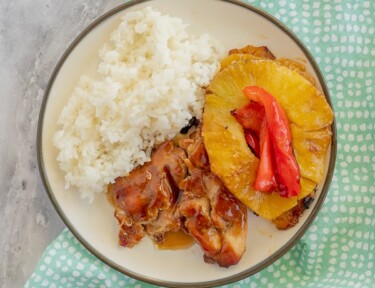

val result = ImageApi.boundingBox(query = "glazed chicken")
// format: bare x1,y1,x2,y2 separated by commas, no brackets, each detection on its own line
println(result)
108,141,186,247
178,170,247,266
177,129,247,266
108,125,247,267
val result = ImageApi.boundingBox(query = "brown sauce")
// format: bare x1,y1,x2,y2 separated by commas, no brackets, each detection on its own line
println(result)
154,230,195,250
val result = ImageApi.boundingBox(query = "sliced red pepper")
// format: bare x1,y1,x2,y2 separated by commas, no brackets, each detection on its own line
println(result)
231,102,265,134
243,86,301,198
244,129,260,158
254,119,277,192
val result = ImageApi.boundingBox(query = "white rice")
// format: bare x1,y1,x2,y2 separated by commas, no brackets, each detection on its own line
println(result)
53,7,223,201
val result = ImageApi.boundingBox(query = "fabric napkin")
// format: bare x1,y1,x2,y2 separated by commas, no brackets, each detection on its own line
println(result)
25,0,374,287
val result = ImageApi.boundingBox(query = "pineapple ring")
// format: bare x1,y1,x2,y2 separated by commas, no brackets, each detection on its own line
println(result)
202,59,333,219
291,124,332,184
209,59,334,131
221,53,317,85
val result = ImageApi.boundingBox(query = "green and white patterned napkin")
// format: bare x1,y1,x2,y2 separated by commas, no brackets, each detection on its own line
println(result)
26,0,374,287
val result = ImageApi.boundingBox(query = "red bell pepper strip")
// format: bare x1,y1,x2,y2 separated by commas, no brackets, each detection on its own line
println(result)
244,129,261,158
231,101,265,134
243,86,300,198
254,118,277,192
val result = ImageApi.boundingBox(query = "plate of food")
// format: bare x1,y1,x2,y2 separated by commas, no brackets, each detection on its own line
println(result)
37,0,336,286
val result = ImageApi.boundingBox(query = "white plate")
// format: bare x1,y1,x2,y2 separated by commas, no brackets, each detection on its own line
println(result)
37,0,336,286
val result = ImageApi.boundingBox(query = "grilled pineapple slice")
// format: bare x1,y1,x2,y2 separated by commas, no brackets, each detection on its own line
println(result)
203,58,333,219
298,177,317,200
204,93,298,220
209,59,334,131
291,124,332,184
221,54,316,84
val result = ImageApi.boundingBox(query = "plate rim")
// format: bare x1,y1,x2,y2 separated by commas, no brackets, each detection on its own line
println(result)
36,0,337,287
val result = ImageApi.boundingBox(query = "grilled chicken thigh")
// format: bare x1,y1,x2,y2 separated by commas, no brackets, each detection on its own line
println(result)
108,141,187,247
109,125,248,267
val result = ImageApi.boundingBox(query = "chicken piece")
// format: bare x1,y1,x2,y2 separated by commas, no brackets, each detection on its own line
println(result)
178,169,247,267
108,141,187,247
110,128,248,267
178,194,222,258
144,167,182,241
178,126,210,171
178,170,222,258
116,210,144,247
144,207,182,243
203,173,247,266
229,45,276,60
173,132,249,267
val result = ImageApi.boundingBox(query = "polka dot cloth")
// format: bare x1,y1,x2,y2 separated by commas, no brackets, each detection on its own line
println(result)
26,0,374,287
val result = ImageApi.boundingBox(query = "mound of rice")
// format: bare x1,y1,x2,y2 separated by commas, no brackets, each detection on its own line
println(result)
53,7,223,201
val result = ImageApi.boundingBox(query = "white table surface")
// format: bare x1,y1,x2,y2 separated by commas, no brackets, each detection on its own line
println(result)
0,1,124,287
